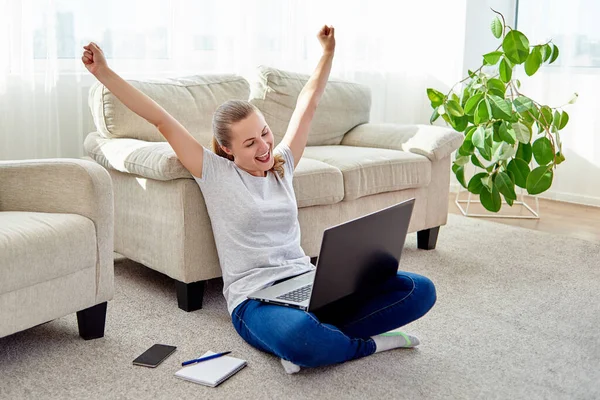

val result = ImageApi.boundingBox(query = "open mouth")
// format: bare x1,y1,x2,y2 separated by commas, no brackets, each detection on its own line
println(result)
255,149,271,163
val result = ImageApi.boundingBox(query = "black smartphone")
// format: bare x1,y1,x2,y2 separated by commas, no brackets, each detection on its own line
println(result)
133,344,177,368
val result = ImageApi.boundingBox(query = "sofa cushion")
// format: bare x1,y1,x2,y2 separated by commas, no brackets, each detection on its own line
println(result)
293,158,344,208
0,212,97,295
249,66,371,146
84,132,191,181
88,74,250,146
302,146,431,201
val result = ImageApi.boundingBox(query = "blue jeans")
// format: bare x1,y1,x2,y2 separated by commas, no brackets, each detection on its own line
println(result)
231,271,436,368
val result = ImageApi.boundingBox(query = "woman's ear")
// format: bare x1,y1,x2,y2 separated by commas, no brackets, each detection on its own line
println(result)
221,145,233,156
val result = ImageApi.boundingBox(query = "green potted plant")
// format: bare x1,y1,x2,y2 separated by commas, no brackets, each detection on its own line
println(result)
427,10,577,212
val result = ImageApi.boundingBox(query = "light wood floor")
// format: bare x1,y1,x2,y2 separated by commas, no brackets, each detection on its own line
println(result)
448,194,600,243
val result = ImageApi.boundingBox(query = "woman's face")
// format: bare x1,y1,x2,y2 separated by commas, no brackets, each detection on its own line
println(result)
223,111,275,177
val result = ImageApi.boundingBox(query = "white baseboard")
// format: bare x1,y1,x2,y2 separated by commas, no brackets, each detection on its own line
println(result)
449,183,600,208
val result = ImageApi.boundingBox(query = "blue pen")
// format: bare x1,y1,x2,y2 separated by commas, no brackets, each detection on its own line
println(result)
181,351,231,366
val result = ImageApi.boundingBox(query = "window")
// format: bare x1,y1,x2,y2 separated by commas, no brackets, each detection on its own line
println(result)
517,0,600,68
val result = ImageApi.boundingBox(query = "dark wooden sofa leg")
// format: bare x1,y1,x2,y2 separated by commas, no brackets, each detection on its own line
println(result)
417,226,440,250
77,302,108,340
175,280,206,312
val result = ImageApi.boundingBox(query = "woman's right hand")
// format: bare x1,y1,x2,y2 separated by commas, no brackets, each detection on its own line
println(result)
82,42,108,75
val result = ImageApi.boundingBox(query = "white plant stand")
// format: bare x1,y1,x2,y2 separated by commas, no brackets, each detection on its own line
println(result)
454,184,540,219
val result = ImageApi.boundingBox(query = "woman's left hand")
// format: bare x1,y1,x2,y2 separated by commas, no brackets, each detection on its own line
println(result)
317,25,335,55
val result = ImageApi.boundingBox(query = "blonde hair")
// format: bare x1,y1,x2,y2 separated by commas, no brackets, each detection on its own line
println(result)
211,100,285,178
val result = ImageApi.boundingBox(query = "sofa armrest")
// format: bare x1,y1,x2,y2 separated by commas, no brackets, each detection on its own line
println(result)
341,123,463,162
84,131,192,180
0,158,114,301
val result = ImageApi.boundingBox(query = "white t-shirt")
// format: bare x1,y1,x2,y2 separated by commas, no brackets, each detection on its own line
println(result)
193,142,315,314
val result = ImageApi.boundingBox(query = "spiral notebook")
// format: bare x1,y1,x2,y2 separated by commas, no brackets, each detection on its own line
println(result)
174,351,247,387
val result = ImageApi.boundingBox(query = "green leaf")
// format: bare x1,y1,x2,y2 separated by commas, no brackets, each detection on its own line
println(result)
516,142,533,163
541,44,552,62
556,151,566,165
430,108,440,124
454,115,469,132
446,99,465,117
525,47,543,76
513,122,532,144
520,109,536,126
526,165,553,195
559,111,569,130
471,154,487,169
485,126,494,148
452,163,467,188
461,87,470,107
513,96,534,112
479,147,492,162
427,88,445,107
552,110,561,131
568,93,579,104
468,172,488,194
480,183,502,212
488,94,512,120
459,127,476,156
491,17,503,39
493,141,516,162
498,121,516,144
549,44,560,64
507,158,531,188
540,106,553,127
474,99,491,125
496,171,517,200
502,30,530,64
481,175,493,192
532,137,554,165
483,51,504,65
464,93,484,115
492,121,501,142
499,57,513,83
487,78,506,97
472,126,486,149
455,155,470,166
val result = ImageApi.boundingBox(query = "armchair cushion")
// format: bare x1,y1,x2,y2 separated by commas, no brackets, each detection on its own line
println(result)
303,145,431,201
249,66,371,146
0,212,97,295
341,123,464,162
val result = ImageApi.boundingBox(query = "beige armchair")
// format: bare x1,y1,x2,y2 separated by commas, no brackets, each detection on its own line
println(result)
0,158,114,339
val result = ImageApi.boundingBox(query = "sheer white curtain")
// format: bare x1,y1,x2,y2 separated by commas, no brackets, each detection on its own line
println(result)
0,0,467,160
516,0,600,205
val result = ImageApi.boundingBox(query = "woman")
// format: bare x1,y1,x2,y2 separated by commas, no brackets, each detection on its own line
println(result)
82,25,436,374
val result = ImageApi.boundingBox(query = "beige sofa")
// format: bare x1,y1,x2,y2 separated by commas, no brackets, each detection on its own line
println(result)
0,159,114,339
84,66,463,311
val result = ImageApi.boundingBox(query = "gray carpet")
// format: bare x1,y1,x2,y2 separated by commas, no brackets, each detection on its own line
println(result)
1,214,599,400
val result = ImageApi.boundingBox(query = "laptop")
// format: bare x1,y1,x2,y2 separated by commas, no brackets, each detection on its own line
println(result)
247,198,415,312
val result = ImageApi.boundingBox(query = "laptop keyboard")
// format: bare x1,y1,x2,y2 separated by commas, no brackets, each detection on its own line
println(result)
276,284,312,303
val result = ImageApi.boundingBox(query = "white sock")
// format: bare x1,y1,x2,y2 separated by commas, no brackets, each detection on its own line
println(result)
280,358,301,374
372,330,420,353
